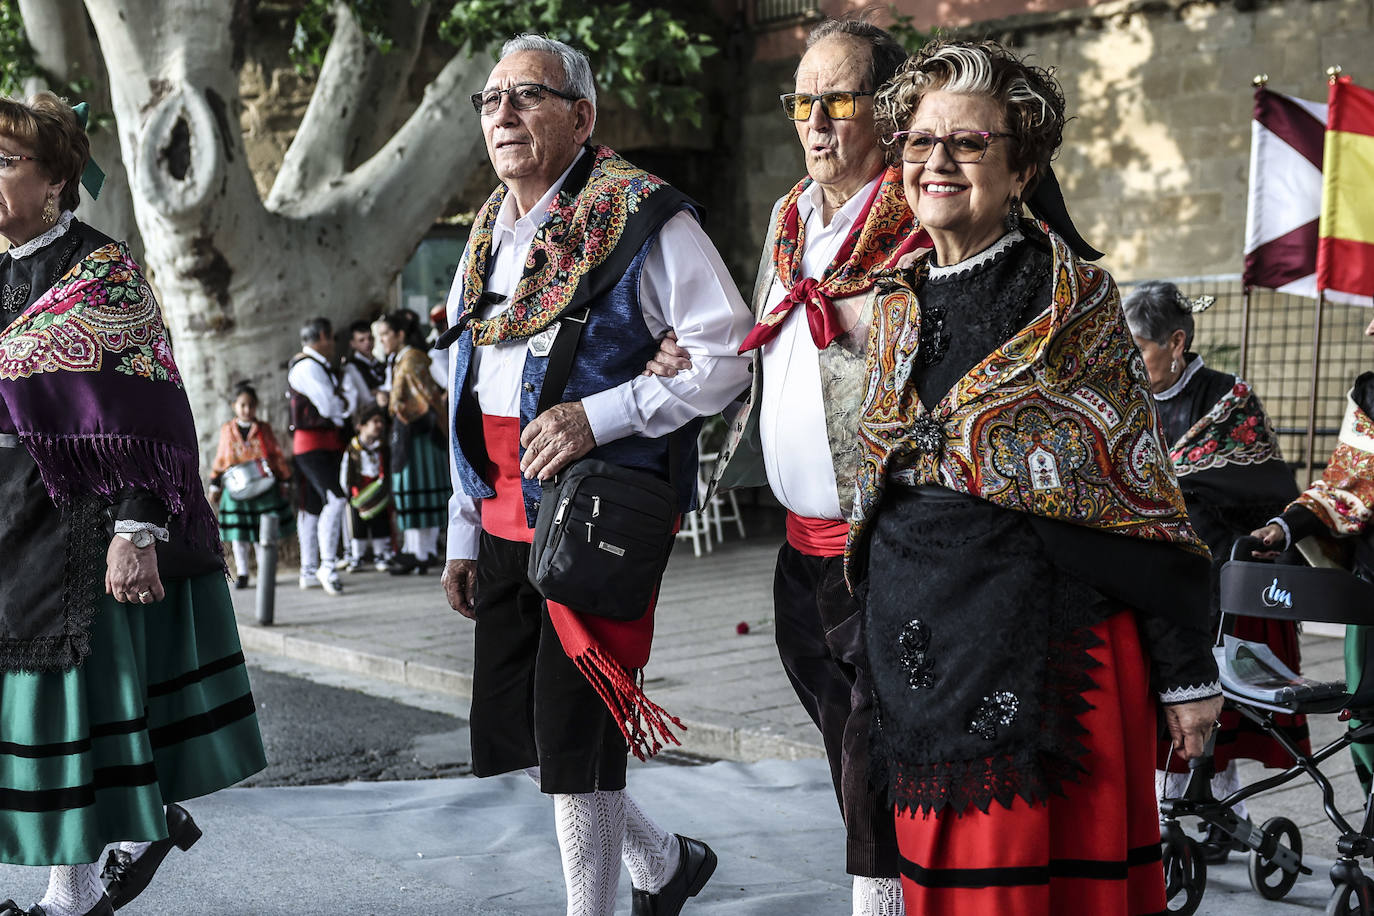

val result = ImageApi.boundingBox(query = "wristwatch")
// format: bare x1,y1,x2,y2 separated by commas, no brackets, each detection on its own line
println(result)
116,529,156,549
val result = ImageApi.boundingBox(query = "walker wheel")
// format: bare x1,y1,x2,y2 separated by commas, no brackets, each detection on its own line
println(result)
1327,876,1374,916
1250,816,1303,900
1162,833,1207,915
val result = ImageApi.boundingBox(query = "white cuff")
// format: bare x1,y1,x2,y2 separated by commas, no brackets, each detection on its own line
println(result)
581,387,637,445
1158,681,1222,704
1267,516,1293,551
114,519,170,542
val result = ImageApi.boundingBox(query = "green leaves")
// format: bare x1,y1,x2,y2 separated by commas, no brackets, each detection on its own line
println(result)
289,0,403,75
0,0,41,98
436,1,720,128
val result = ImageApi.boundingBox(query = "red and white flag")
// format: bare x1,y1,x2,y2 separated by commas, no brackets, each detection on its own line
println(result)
1244,86,1365,303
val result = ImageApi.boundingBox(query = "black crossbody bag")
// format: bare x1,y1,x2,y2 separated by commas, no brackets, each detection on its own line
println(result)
526,308,682,621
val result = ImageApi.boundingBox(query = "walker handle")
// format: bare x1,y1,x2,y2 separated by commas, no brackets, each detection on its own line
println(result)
1230,535,1269,562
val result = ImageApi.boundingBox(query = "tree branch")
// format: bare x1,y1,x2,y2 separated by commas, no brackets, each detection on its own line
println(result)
268,0,430,207
310,48,492,291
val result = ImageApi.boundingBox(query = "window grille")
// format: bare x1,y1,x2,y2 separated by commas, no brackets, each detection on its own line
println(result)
754,0,821,26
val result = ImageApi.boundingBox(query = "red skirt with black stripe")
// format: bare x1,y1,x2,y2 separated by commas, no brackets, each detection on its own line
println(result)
894,611,1165,915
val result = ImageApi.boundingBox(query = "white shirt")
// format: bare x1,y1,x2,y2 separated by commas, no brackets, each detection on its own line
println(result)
286,345,347,427
444,150,752,559
757,174,881,520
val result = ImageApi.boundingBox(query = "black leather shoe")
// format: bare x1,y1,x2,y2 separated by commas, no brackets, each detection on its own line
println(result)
0,896,113,916
1197,824,1242,865
386,552,418,575
631,835,717,916
102,803,201,910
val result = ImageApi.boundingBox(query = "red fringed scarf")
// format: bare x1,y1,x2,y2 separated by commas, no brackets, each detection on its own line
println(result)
480,415,683,760
739,166,922,353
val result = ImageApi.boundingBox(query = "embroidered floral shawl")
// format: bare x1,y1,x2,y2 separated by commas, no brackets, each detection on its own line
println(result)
456,145,690,347
1170,379,1285,477
1293,387,1374,536
848,224,1206,580
0,242,216,549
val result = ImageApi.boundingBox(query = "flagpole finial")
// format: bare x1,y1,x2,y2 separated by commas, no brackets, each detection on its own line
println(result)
1327,65,1343,83
1252,74,1268,87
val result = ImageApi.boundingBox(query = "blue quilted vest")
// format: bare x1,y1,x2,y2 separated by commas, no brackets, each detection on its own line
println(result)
449,224,703,528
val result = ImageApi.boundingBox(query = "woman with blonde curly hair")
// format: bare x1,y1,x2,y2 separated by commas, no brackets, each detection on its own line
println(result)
847,40,1220,914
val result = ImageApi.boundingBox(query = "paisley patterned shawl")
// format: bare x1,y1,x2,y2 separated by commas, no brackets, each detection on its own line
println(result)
1293,387,1374,537
847,222,1206,579
1170,379,1284,477
0,242,216,549
456,145,689,346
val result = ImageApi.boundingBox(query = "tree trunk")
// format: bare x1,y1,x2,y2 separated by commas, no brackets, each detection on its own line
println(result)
81,0,490,463
17,0,141,260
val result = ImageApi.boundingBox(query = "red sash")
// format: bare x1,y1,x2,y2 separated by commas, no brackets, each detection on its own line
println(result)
785,512,848,557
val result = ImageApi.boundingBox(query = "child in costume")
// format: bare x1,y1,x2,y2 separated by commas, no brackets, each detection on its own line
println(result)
209,382,293,587
341,404,394,572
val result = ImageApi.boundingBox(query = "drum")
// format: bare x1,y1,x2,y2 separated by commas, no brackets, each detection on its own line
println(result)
223,458,275,501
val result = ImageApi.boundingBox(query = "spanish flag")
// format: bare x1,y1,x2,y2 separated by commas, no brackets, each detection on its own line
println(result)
1317,76,1374,300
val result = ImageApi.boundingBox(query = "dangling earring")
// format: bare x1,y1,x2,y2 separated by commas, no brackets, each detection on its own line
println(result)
1169,358,1178,373
41,195,57,226
1005,194,1021,232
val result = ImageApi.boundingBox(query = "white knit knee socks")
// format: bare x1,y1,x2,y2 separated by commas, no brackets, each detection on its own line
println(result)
853,875,905,916
621,790,680,894
553,790,626,916
39,862,104,916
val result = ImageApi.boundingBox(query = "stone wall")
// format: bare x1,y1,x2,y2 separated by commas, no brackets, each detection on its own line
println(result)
729,0,1374,287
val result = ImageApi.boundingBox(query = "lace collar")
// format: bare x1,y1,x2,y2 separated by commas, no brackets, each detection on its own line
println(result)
927,228,1025,282
7,211,74,260
1153,353,1205,401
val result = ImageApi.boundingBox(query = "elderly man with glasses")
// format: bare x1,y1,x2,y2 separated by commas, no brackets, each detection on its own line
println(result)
651,19,915,916
440,33,751,916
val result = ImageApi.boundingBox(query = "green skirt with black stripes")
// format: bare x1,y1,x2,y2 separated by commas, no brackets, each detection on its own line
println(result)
0,572,266,865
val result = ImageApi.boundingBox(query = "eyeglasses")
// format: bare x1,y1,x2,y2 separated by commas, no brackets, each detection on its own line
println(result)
779,90,874,121
471,82,581,116
0,154,40,170
891,130,1012,164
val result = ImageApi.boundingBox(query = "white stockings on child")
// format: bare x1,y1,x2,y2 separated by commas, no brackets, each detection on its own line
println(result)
554,791,625,916
620,790,680,893
38,863,104,916
232,540,252,578
853,875,905,916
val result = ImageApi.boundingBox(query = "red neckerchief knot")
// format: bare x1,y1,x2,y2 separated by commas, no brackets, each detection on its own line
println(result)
739,166,920,355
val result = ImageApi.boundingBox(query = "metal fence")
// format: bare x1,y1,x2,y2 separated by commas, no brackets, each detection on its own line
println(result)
1117,275,1371,482
753,0,820,26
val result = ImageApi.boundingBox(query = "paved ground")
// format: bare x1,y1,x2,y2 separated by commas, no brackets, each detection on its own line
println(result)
231,526,817,762
215,527,1374,913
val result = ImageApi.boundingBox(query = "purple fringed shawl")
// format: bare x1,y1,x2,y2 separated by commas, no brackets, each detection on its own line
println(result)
0,242,216,549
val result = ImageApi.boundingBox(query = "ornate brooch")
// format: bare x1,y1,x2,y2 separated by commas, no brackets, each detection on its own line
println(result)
910,414,945,457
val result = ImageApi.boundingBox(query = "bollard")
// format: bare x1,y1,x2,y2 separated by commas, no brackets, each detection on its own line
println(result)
256,513,279,626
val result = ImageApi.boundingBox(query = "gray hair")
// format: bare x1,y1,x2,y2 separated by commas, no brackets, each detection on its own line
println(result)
499,34,597,119
300,316,332,347
875,39,1064,188
1122,281,1195,349
805,20,907,93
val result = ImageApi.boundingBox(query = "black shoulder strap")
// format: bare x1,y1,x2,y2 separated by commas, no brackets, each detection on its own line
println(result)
536,308,682,492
